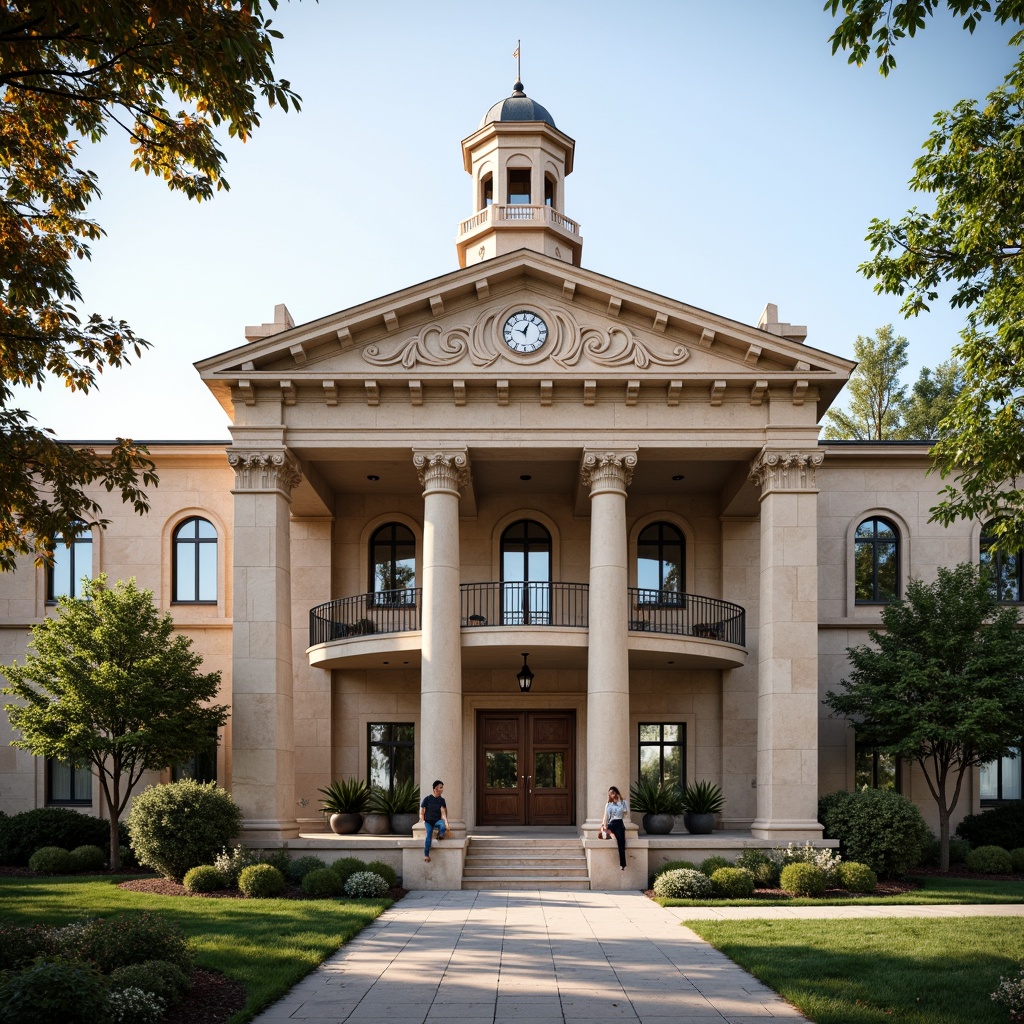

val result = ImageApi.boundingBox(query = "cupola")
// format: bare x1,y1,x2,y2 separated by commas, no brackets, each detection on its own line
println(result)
456,80,582,268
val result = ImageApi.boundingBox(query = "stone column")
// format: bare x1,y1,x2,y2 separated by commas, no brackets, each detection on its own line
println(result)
413,449,469,835
227,448,302,840
749,449,825,841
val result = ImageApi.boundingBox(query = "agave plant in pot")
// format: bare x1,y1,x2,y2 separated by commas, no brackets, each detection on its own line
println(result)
318,777,370,834
628,777,683,835
681,779,724,835
367,779,421,835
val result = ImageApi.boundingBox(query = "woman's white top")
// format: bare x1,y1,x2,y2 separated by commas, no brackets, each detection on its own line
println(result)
604,799,628,821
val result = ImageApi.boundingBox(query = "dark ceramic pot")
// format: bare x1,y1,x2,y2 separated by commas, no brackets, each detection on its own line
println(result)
329,812,362,835
390,812,418,836
683,812,715,835
642,812,675,835
362,812,390,835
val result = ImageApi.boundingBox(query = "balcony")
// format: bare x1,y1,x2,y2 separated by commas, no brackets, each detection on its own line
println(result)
627,589,745,646
458,204,581,238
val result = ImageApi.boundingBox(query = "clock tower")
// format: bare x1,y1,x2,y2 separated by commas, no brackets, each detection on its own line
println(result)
456,79,583,268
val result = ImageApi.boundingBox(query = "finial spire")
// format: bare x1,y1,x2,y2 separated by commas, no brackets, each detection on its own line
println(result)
513,39,521,83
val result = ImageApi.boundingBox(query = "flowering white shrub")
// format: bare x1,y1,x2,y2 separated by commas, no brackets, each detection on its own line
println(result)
344,870,391,898
108,986,166,1024
992,967,1024,1021
769,843,842,886
213,845,260,887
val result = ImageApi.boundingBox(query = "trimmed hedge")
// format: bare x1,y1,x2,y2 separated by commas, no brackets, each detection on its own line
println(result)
838,861,877,893
652,868,713,899
1011,848,1024,873
344,871,390,898
710,867,755,898
285,855,328,881
69,845,107,872
698,856,730,877
365,860,397,888
780,862,826,897
67,913,193,974
302,867,345,898
965,844,1013,874
182,865,226,893
238,863,285,898
956,803,1024,852
28,846,75,875
735,849,780,887
0,807,125,867
0,958,110,1024
649,859,698,887
329,857,368,885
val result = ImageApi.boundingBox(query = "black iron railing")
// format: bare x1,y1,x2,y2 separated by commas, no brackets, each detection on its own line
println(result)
628,588,745,645
309,588,421,646
460,582,589,628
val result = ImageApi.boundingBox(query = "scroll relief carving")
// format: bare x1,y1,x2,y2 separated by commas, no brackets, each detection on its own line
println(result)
412,450,472,491
749,451,824,493
580,449,638,491
361,307,690,370
227,450,302,493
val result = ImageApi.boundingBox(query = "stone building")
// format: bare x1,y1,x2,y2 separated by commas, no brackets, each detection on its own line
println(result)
1,82,1017,889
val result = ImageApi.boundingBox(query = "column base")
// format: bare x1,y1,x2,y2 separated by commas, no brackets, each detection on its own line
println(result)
749,818,826,842
239,818,301,842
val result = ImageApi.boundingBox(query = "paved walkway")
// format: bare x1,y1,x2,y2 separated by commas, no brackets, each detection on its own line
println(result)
251,892,1024,1024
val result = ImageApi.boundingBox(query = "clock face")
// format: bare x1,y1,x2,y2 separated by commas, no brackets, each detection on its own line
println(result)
502,310,549,353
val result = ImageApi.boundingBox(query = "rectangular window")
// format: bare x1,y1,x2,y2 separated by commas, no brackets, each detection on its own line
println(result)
981,747,1021,802
507,168,531,204
47,532,92,603
638,722,685,789
368,723,414,796
172,732,219,784
47,758,92,805
854,743,901,792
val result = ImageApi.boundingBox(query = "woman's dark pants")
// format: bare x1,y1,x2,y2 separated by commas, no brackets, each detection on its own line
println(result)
608,819,626,867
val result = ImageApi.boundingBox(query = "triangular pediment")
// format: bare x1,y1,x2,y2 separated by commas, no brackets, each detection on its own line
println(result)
196,250,853,419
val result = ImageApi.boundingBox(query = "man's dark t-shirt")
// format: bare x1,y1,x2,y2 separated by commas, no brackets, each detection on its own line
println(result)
421,794,446,823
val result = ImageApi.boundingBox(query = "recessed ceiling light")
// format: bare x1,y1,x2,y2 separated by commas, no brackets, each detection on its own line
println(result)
520,474,532,481
672,475,684,481
382,660,389,665
367,474,380,481
667,660,675,665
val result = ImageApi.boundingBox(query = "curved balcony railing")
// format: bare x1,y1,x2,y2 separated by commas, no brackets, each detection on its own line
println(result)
309,588,421,646
458,204,581,237
628,588,745,646
460,581,588,628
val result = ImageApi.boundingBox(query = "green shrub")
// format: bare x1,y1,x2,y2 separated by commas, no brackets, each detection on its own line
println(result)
285,855,327,881
652,868,714,899
70,913,193,973
0,807,124,867
28,845,75,875
818,788,930,877
126,780,241,881
735,849,780,887
108,959,190,1005
0,923,57,971
780,862,826,897
238,863,285,898
920,835,971,866
699,855,730,877
365,859,397,888
302,867,345,898
255,848,291,875
0,958,110,1024
710,867,755,898
649,859,698,887
345,870,391,898
69,845,106,872
1010,848,1024,873
965,844,1014,874
956,802,1024,851
182,865,226,893
107,987,165,1024
838,861,877,893
329,856,367,885
212,845,258,887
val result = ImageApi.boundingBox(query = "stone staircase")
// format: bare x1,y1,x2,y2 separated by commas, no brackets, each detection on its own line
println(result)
461,835,590,890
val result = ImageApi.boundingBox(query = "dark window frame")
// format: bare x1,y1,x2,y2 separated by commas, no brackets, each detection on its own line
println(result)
638,722,686,790
507,167,531,205
172,730,219,784
369,522,416,604
980,522,1023,603
46,757,92,806
172,516,218,605
367,722,415,797
636,521,685,601
46,528,92,604
854,742,902,793
854,516,900,604
980,746,1022,804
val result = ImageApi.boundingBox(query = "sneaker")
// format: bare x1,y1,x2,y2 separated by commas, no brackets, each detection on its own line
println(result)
436,830,445,841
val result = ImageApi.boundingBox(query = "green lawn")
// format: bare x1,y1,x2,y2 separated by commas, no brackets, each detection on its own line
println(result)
654,874,1024,907
0,875,389,1023
686,917,1024,1024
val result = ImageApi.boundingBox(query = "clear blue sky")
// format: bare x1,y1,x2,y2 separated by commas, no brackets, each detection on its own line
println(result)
18,0,1018,440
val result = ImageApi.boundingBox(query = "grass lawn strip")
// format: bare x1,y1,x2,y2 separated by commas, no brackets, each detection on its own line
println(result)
653,874,1024,907
0,875,389,1024
686,916,1024,1024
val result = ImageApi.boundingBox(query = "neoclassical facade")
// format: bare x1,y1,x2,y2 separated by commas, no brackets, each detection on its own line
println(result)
1,82,1017,888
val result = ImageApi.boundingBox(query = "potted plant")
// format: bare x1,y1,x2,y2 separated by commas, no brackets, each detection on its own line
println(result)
318,778,370,835
682,779,724,835
368,779,420,835
629,777,683,835
362,786,392,835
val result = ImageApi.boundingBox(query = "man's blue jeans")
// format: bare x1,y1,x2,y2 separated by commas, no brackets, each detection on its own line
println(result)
424,819,447,856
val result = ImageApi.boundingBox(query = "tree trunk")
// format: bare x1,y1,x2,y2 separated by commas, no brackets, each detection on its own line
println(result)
109,812,121,872
938,804,950,873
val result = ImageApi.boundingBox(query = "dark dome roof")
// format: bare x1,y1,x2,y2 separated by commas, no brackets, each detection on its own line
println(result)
479,80,555,128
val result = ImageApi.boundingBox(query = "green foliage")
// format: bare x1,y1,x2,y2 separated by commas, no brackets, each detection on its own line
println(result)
956,802,1024,850
108,959,190,1006
780,862,826,897
301,867,345,898
365,860,397,888
629,776,683,814
681,779,725,815
4,577,229,870
318,777,370,814
328,857,367,885
710,867,755,898
1011,848,1024,872
182,865,227,893
736,849,781,887
344,871,390,898
212,845,259,888
699,855,730,877
69,845,106,872
838,861,878,893
127,779,241,881
903,359,966,439
28,845,75,874
0,958,110,1024
993,966,1024,1021
106,987,165,1024
649,859,698,887
68,913,193,974
0,923,57,970
965,844,1014,873
824,564,1024,870
0,807,121,866
819,789,931,877
367,779,420,814
922,835,971,866
652,867,713,900
285,855,328,881
238,863,285,898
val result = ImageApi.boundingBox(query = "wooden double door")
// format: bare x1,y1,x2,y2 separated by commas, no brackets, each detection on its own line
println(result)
476,710,575,826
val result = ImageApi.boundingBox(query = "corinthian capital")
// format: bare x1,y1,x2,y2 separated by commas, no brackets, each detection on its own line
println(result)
227,449,302,495
580,448,638,496
750,449,824,495
412,449,471,495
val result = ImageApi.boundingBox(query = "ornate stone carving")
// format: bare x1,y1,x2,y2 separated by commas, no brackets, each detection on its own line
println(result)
580,449,638,494
554,324,688,369
363,326,471,368
412,449,471,493
227,450,302,494
749,450,824,493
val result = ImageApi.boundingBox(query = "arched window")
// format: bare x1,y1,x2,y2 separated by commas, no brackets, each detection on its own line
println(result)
481,173,493,208
980,522,1022,603
173,517,218,604
854,517,899,603
637,522,684,602
544,174,556,207
501,519,551,624
47,526,92,603
370,523,416,605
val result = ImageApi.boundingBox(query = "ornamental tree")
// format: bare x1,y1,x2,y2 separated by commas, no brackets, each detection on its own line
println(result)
825,563,1024,871
2,576,228,869
0,2,300,571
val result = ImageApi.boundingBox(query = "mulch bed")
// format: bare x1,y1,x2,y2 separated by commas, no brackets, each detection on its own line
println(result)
646,877,922,900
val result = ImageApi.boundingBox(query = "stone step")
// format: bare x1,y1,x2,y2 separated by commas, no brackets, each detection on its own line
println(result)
464,853,586,865
463,863,589,876
462,876,592,890
462,836,590,889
